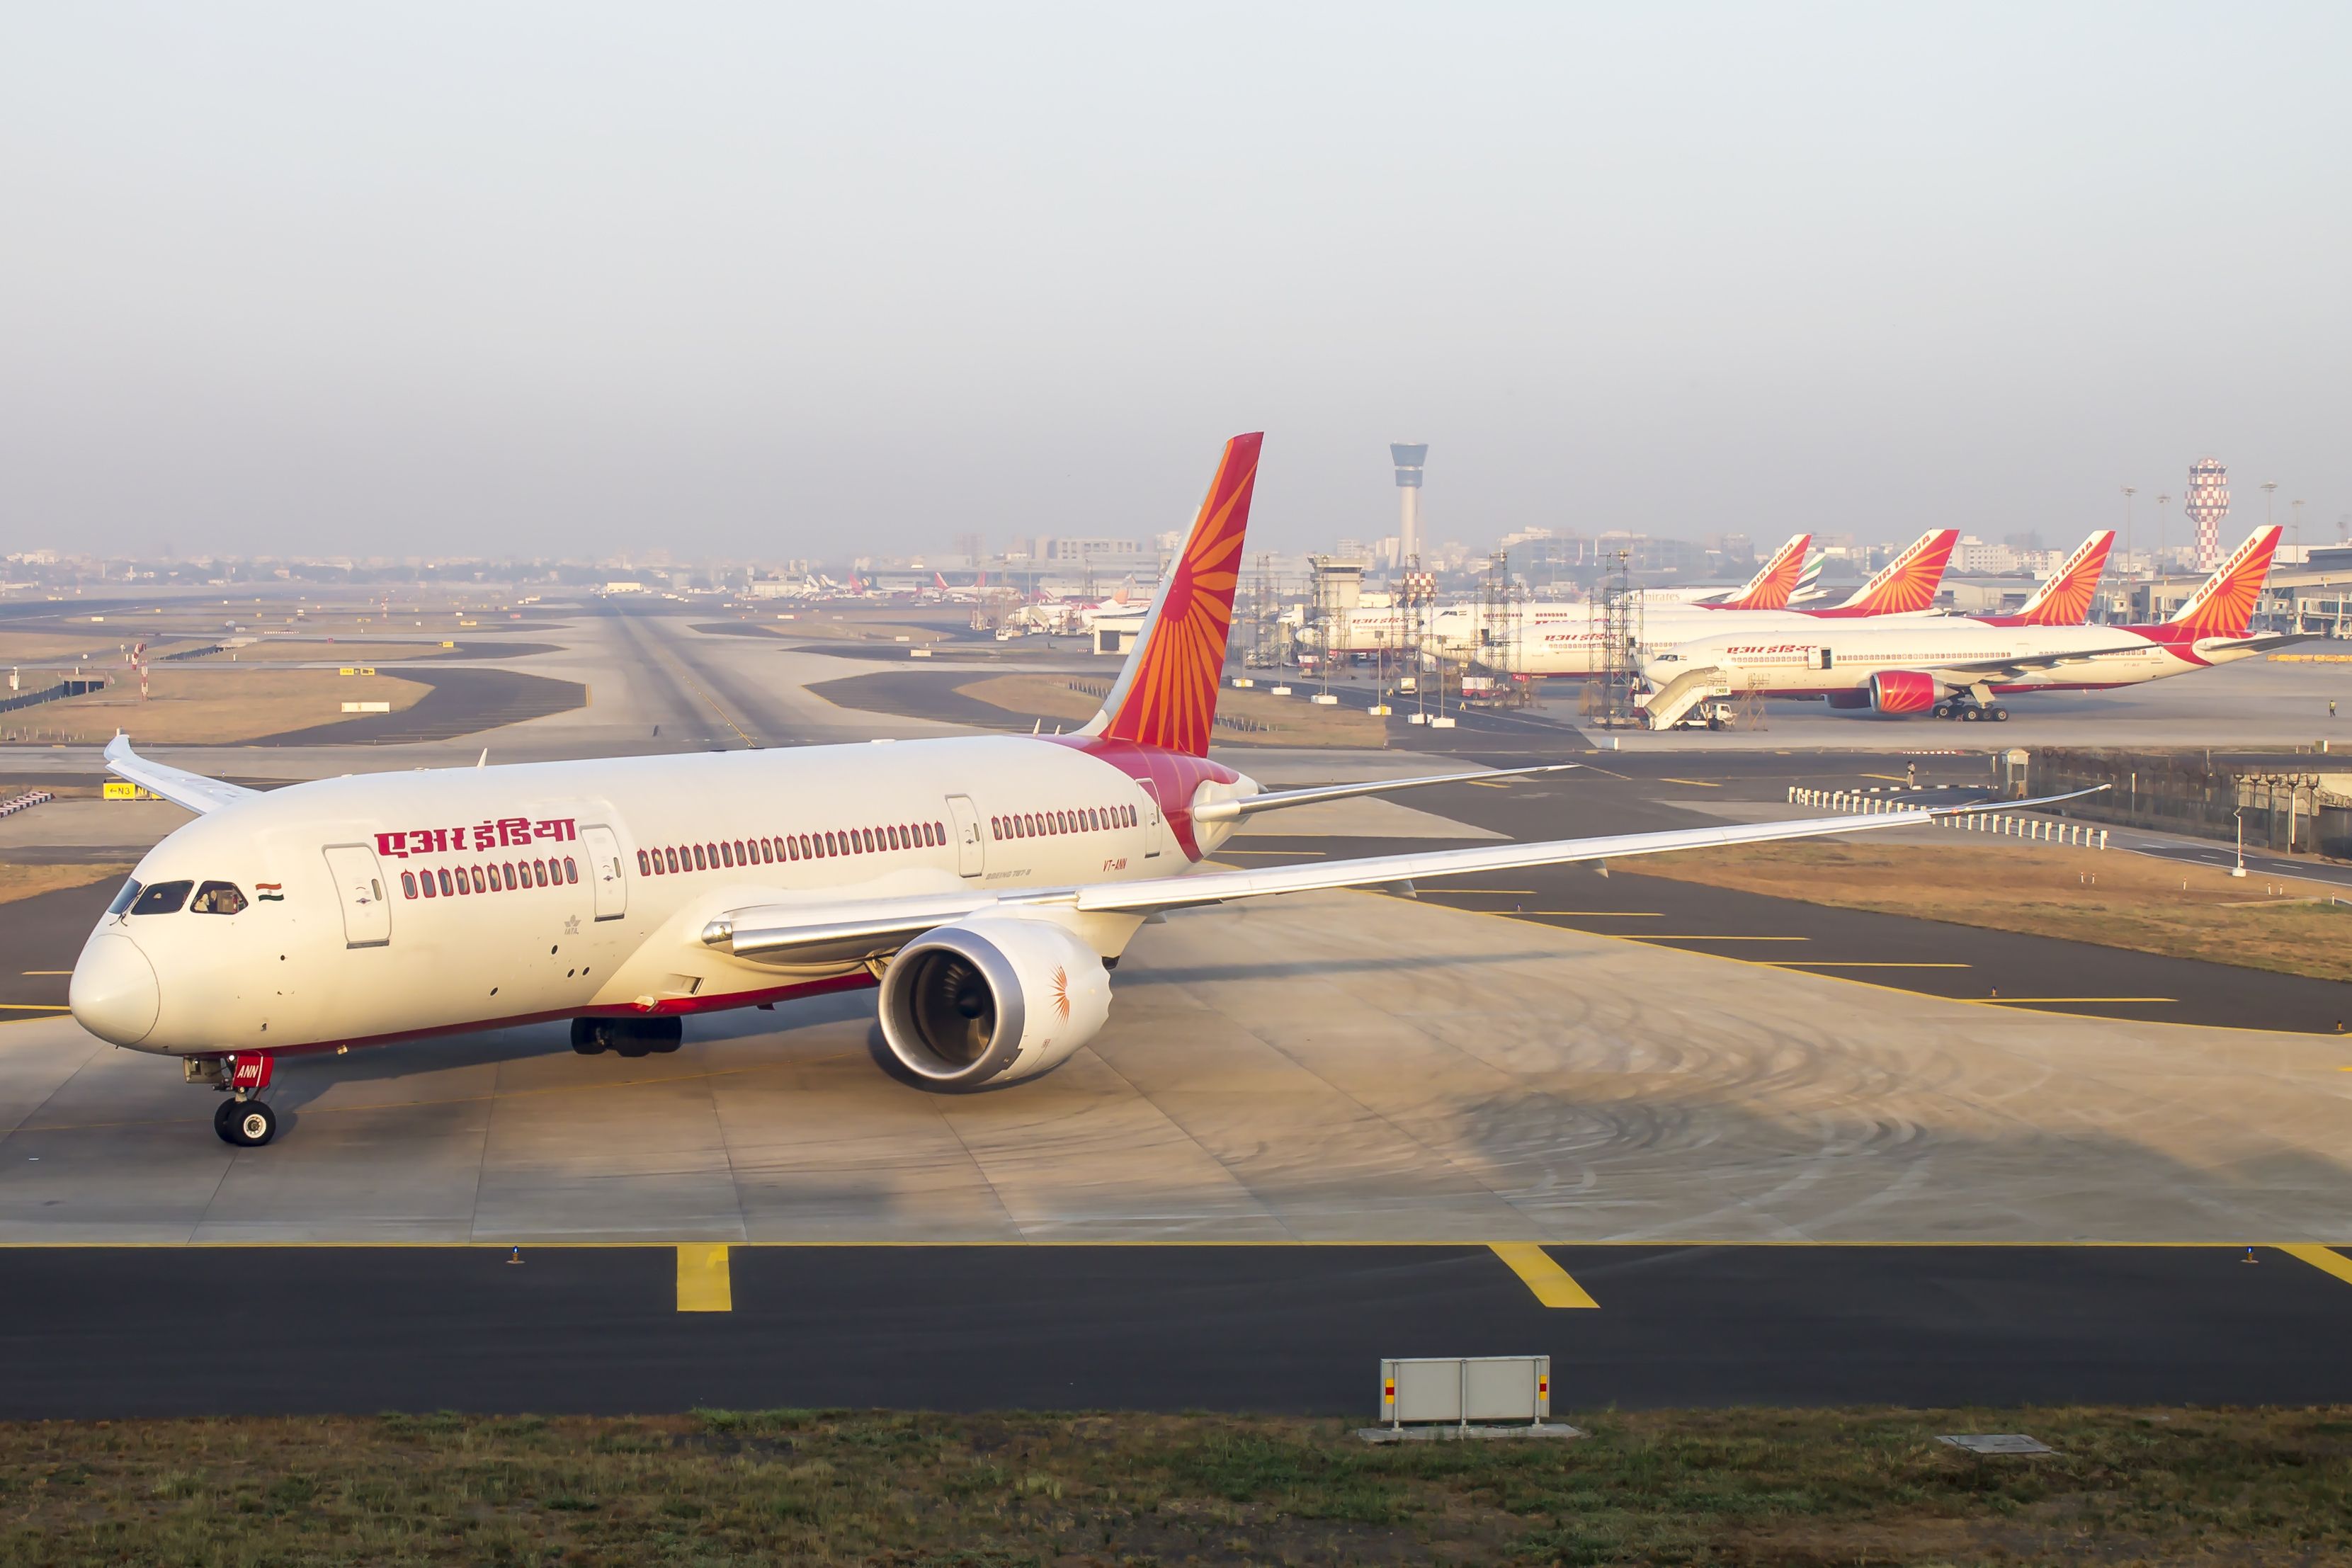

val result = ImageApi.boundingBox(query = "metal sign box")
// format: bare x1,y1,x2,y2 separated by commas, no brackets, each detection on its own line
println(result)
1380,1356,1550,1427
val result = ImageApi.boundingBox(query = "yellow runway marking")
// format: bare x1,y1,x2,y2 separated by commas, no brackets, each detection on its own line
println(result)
21,971,72,976
676,1244,732,1312
1772,961,1971,969
1212,849,1324,856
1627,935,1810,942
1489,1243,1598,1308
0,1004,69,1011
1518,910,1664,917
1657,777,1720,788
1978,996,2174,1005
2282,1244,2352,1286
1468,779,1515,789
1860,773,1910,783
1419,889,1538,896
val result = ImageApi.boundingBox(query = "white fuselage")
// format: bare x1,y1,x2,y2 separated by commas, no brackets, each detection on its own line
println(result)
76,735,1244,1059
1502,605,1942,676
1642,622,2243,697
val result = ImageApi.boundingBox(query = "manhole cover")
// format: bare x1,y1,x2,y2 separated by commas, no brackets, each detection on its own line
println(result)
1937,1433,2054,1455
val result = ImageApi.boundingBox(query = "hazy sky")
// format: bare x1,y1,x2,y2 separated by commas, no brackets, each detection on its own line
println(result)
4,3,2347,561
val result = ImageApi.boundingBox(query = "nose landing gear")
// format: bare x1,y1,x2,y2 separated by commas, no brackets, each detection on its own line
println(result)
194,1052,279,1147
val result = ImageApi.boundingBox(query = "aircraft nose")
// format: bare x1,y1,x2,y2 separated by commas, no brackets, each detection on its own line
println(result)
70,933,159,1047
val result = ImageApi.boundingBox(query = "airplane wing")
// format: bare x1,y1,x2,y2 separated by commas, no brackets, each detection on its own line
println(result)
1191,763,1577,823
103,735,261,815
704,787,2102,964
1926,642,2150,682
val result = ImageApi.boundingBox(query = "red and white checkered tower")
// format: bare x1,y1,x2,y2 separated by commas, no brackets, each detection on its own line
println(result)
2184,458,2229,572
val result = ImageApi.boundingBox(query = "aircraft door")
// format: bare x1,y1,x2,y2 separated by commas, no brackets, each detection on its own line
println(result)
321,844,392,948
581,825,627,920
945,795,984,878
1138,781,1164,859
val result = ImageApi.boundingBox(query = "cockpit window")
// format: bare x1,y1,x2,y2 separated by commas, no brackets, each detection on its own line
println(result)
108,879,144,916
130,880,193,916
191,881,247,916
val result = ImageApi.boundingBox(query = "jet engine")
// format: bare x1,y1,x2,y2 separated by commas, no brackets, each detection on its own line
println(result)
1865,670,1939,715
875,918,1112,1089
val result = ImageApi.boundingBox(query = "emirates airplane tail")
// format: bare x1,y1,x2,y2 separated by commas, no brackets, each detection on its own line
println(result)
1711,533,1813,610
1816,529,1961,618
2161,525,2283,638
2008,530,2114,626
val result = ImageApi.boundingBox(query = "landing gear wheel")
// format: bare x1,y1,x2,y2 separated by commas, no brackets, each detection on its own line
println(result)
1960,705,1982,722
218,1098,276,1147
1989,705,2010,722
1931,702,1952,719
569,1018,611,1055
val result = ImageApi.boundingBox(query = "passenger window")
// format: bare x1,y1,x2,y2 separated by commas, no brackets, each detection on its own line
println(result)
722,841,735,868
472,867,487,893
564,856,577,883
420,873,438,899
131,880,193,915
401,872,419,900
108,878,144,916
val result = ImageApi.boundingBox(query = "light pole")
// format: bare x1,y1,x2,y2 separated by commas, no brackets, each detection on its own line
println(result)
2232,807,2248,877
2120,485,2136,581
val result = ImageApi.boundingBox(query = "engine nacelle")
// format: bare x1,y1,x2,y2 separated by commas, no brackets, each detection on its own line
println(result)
1866,669,1939,715
875,918,1112,1089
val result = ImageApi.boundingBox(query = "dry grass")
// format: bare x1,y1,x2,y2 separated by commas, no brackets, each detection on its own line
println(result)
958,674,1388,747
1,1406,2346,1565
0,862,129,905
1626,837,2352,984
1,668,427,745
168,640,458,664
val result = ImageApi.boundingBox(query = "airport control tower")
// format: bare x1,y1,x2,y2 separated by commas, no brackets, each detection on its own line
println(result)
1391,443,1428,565
2185,457,2229,571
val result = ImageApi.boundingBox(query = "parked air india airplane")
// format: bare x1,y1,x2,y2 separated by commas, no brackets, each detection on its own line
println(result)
71,435,2081,1147
1640,526,2285,726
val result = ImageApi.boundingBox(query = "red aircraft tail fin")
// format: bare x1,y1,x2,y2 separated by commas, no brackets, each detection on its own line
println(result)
1083,433,1263,757
1834,529,1959,615
2012,530,2114,626
2166,526,2282,638
1716,533,1811,610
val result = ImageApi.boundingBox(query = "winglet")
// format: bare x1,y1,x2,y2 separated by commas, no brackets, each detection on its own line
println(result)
103,734,260,816
2012,530,2115,626
2166,526,2283,639
1081,433,1263,757
1714,533,1812,610
1830,529,1960,615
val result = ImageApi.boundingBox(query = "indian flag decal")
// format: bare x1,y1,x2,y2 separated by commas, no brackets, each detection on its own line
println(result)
255,882,285,902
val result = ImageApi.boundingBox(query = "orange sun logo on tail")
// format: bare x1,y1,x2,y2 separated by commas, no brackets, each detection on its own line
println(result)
1088,433,1263,759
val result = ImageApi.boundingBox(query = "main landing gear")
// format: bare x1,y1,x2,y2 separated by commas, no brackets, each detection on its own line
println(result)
1930,700,2010,722
192,1052,278,1147
570,1017,684,1058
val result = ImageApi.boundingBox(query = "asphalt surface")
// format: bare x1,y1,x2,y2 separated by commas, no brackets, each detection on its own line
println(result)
0,1242,2345,1417
258,666,589,745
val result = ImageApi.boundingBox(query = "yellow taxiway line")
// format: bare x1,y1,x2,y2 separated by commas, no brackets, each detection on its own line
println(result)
2280,1244,2352,1288
1488,1243,1598,1308
1977,997,2175,1005
1625,935,1810,942
1773,961,1971,969
676,1243,732,1312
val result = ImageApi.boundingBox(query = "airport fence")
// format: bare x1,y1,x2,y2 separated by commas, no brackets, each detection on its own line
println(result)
0,676,106,715
1786,786,2107,848
2023,748,2352,860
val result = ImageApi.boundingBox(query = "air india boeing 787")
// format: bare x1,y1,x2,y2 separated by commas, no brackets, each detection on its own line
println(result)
70,434,2077,1146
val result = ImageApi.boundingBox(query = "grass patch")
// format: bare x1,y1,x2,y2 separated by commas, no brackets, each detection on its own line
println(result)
0,1407,2345,1564
1,666,427,745
958,674,1387,747
0,863,131,906
1625,839,2352,984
